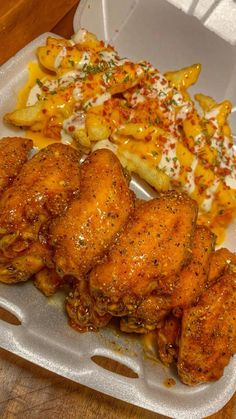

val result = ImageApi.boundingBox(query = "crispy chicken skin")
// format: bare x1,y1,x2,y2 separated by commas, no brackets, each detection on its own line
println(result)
169,225,215,308
208,247,236,286
0,137,33,194
90,192,198,317
66,280,112,332
34,267,63,296
156,314,180,366
0,241,52,284
51,149,135,279
177,269,236,385
120,295,169,333
120,225,214,333
0,143,81,283
0,143,80,255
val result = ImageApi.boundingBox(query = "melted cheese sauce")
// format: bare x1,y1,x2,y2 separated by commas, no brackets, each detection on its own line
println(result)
13,31,236,244
17,62,59,148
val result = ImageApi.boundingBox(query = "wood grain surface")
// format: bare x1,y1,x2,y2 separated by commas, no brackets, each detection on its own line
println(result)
0,2,235,418
0,0,79,65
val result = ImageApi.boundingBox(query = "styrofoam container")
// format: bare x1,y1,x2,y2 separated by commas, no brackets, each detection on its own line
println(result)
0,1,236,417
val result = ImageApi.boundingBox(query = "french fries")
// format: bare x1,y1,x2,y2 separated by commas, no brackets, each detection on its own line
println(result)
164,63,201,90
4,102,43,127
3,29,236,243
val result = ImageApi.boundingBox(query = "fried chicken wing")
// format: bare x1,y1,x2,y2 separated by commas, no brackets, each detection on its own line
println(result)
90,192,198,317
0,137,33,194
120,295,169,333
34,267,63,296
0,241,52,284
120,225,214,332
66,280,112,332
0,143,81,283
177,269,236,385
156,314,180,366
169,225,215,308
51,149,135,279
208,247,236,286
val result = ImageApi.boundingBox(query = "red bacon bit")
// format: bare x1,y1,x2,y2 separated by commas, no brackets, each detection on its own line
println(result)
68,125,75,132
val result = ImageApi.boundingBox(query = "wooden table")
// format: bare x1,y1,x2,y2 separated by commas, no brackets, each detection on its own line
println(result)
0,2,235,418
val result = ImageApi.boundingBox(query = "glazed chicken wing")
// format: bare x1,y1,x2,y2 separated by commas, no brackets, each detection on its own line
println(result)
208,247,236,286
169,225,215,308
0,241,52,284
0,137,33,194
120,226,214,333
156,314,181,366
0,143,81,283
89,192,198,317
66,279,112,332
177,268,236,385
120,295,169,334
51,149,135,279
34,267,63,296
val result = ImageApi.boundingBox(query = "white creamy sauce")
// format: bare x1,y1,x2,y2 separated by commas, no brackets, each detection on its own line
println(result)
60,129,73,145
201,180,220,212
59,70,82,84
176,103,192,121
26,84,42,106
62,111,85,138
99,50,117,62
73,82,83,101
43,79,59,91
171,92,184,105
204,108,231,169
193,133,206,153
225,175,236,189
130,90,145,107
211,131,235,175
99,50,128,67
150,73,171,99
84,92,111,109
76,52,91,69
72,28,87,44
184,157,198,194
42,73,79,93
158,136,180,179
54,47,67,69
136,66,144,77
92,139,118,154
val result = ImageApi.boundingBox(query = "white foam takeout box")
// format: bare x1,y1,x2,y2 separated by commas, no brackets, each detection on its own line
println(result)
0,0,236,417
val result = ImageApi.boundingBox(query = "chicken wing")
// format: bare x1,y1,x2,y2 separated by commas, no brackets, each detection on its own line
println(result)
0,241,52,284
51,149,135,279
177,268,236,385
89,192,198,317
120,295,169,333
66,279,112,332
208,247,236,286
120,225,214,333
169,225,215,308
34,267,63,296
0,137,33,194
156,314,180,366
0,143,81,283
